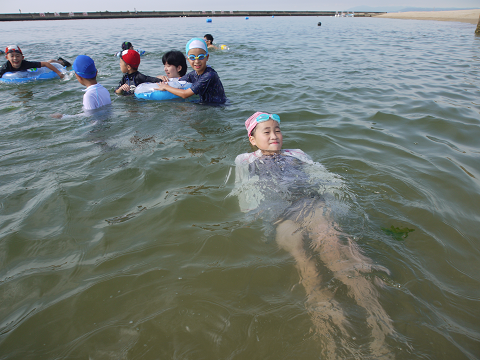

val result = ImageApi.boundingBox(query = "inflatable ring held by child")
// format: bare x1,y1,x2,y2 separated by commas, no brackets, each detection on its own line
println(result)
115,49,146,57
0,63,67,84
134,80,193,101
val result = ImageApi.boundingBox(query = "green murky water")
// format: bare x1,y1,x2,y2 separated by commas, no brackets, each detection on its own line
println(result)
0,16,479,359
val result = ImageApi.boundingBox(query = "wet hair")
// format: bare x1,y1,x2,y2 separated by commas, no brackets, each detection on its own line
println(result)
122,41,133,50
162,50,188,77
204,34,214,43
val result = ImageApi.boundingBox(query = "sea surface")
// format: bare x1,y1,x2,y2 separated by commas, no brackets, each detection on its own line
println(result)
0,16,479,360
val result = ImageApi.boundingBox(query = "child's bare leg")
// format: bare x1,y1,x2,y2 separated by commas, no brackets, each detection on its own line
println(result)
276,219,351,357
307,209,395,358
276,219,321,295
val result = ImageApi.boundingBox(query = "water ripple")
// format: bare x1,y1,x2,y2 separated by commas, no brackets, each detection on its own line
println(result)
0,16,479,360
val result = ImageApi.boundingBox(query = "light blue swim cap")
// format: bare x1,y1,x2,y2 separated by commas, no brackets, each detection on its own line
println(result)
185,38,208,56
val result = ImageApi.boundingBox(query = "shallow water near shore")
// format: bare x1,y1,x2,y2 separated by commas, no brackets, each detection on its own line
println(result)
0,16,479,359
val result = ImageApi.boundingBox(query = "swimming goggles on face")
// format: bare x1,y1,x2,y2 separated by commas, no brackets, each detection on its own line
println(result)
255,113,281,123
187,54,207,61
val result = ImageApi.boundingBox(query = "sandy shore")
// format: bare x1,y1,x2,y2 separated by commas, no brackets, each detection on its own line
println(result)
375,9,480,24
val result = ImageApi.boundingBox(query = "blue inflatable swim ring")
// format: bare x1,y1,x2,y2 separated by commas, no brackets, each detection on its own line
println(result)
134,81,192,101
0,63,66,84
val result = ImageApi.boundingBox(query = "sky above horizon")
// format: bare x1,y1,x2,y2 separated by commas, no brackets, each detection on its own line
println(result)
4,0,479,13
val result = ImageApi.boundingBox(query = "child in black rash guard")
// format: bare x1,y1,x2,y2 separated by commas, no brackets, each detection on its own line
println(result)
115,50,162,95
0,45,65,79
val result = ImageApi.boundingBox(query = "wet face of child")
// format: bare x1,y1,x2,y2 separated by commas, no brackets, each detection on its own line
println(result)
164,62,182,78
249,120,283,155
6,52,24,69
187,48,208,75
119,58,129,73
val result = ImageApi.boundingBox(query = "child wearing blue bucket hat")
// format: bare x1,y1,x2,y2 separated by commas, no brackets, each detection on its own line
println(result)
73,55,111,111
155,38,226,104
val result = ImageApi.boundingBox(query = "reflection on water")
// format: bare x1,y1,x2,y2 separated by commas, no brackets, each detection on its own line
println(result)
0,16,479,360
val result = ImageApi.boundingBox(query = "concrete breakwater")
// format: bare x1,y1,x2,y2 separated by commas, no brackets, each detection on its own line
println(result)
0,10,385,22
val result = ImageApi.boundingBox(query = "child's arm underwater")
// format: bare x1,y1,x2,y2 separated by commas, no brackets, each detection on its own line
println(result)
51,112,86,119
40,61,65,79
155,82,195,99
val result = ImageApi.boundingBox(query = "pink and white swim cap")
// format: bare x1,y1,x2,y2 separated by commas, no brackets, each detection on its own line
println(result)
245,112,266,137
245,112,282,136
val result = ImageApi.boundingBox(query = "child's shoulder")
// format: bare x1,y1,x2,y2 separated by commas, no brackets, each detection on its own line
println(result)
86,83,108,92
283,149,308,156
204,66,217,74
235,150,262,165
198,66,217,77
283,149,314,164
235,149,312,165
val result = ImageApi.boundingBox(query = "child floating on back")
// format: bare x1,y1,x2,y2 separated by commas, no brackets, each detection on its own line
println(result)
155,38,226,104
234,112,395,357
73,55,111,110
0,45,65,79
115,50,162,95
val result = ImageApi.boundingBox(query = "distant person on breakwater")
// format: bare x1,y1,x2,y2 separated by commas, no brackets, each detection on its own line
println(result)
155,38,226,104
233,112,396,358
73,55,111,110
0,45,65,79
115,49,162,96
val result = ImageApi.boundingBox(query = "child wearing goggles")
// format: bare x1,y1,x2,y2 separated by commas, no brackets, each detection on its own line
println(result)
204,34,219,50
233,112,395,356
155,38,226,104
